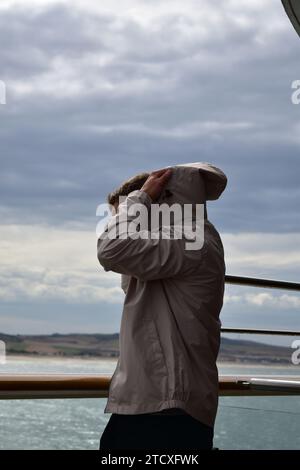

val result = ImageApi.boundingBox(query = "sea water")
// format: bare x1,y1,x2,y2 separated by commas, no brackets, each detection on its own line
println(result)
0,357,299,450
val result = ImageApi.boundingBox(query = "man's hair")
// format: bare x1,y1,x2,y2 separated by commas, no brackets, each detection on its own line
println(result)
107,172,150,206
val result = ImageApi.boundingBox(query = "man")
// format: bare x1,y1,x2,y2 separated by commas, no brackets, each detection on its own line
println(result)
97,162,227,450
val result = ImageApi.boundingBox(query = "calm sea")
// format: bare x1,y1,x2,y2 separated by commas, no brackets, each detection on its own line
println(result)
0,357,299,450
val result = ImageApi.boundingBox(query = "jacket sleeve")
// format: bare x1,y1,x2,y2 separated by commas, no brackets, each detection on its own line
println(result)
97,190,204,281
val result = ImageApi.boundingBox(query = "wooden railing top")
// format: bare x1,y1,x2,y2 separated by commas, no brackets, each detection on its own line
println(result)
0,374,299,399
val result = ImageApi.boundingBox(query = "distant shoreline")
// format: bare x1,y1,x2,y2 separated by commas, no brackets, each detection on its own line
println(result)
1,355,297,369
2,354,118,362
0,332,294,366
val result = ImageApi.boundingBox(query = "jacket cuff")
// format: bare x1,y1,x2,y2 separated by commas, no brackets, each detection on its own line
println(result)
127,189,152,207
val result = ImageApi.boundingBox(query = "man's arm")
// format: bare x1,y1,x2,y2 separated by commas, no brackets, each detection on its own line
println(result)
97,190,187,281
97,170,204,281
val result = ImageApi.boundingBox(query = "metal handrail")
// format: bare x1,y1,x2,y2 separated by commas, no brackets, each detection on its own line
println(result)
225,275,300,291
223,275,300,336
247,378,300,393
221,327,300,336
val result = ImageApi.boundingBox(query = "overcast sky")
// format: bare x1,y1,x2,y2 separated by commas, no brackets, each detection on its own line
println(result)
0,0,299,344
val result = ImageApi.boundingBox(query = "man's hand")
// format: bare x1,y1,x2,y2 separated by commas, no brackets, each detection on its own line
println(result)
140,168,172,201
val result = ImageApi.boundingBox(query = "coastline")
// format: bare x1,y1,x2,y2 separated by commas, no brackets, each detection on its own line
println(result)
1,354,118,363
1,355,298,371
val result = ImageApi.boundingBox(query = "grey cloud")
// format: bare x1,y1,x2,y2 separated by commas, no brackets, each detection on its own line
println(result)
0,2,299,233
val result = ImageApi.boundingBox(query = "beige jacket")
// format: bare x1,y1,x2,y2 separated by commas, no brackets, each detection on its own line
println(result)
97,162,227,428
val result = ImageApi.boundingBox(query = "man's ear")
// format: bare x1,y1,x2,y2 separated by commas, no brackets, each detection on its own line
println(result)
108,203,117,215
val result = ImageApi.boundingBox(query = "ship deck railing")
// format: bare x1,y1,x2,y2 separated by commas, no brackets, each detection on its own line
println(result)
0,275,300,399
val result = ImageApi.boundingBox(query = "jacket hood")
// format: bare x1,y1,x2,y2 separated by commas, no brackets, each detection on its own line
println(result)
156,162,227,206
120,162,227,294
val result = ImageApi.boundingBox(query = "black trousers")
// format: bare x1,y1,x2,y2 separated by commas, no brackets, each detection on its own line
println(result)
99,412,213,450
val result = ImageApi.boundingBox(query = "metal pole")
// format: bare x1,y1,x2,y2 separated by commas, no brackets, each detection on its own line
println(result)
282,0,300,38
225,275,300,291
